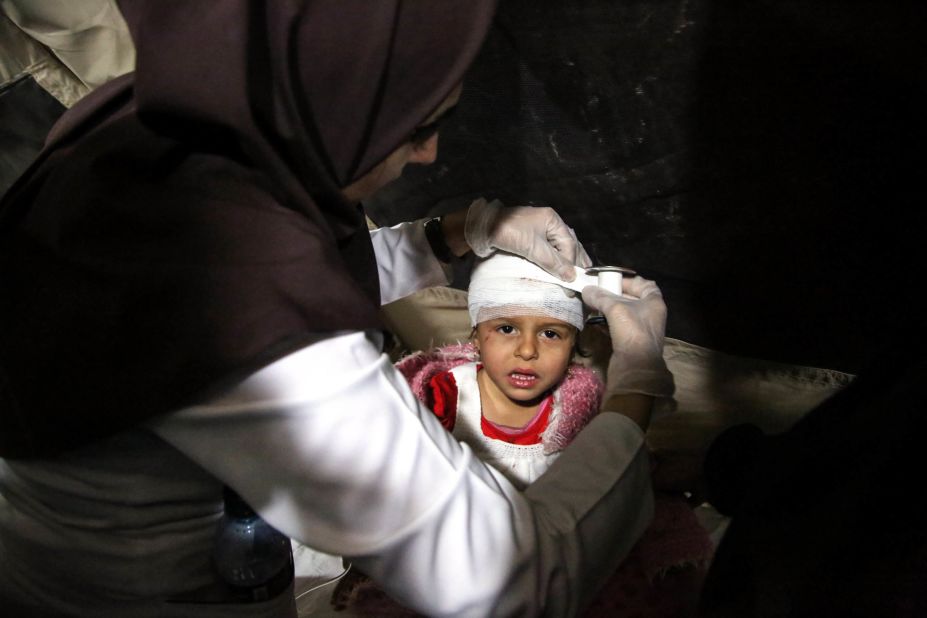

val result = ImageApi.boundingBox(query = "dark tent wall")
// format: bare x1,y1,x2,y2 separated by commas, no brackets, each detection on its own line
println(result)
2,1,922,375
366,0,926,375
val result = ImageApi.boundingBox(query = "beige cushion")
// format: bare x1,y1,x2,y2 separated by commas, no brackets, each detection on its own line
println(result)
381,285,855,454
1,0,134,106
381,286,472,354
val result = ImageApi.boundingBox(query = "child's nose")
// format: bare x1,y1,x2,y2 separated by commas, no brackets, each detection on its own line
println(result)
515,335,538,360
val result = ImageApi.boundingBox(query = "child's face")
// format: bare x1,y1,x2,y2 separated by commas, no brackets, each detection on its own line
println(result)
474,315,576,404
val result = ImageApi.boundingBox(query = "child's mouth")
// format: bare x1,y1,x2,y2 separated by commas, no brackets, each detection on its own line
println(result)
507,371,538,388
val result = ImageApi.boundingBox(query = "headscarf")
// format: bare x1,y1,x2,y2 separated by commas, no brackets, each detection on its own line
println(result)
0,0,496,457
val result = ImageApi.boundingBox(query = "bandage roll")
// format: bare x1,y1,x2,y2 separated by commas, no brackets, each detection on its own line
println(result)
595,270,622,294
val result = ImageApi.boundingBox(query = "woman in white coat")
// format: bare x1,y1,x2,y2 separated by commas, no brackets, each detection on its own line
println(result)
0,1,674,615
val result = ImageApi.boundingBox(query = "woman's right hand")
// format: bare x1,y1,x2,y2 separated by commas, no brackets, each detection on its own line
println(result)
582,277,675,402
463,198,592,281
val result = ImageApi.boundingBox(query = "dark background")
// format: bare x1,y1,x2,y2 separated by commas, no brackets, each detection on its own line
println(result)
366,0,925,374
3,0,923,374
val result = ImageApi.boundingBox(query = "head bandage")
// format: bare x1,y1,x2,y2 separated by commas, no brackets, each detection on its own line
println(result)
468,253,585,330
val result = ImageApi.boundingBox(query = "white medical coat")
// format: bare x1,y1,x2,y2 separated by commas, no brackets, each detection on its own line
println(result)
0,219,653,617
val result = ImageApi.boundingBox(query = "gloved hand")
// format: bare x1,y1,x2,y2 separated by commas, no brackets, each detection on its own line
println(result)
464,198,592,281
582,276,675,401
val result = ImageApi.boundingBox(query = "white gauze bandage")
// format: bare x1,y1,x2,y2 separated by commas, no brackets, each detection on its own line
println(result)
467,253,585,330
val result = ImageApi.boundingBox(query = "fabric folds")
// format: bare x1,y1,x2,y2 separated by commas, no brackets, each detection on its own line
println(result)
0,0,497,456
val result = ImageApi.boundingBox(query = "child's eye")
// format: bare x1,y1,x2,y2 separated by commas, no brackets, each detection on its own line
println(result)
541,329,561,340
496,324,516,334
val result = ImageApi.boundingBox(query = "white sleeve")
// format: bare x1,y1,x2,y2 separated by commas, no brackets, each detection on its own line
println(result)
151,331,653,617
370,219,450,305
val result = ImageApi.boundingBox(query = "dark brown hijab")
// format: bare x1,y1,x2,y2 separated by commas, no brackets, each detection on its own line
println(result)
0,0,496,457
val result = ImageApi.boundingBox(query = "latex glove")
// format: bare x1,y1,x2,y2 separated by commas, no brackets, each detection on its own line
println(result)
582,276,675,401
464,198,592,281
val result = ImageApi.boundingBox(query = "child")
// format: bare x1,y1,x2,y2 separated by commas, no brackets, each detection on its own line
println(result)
333,253,713,616
395,252,602,490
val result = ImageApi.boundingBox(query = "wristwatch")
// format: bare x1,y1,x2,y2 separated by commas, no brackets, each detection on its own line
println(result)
424,216,454,263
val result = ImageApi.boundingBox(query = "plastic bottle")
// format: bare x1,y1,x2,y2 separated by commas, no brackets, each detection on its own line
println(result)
213,486,294,603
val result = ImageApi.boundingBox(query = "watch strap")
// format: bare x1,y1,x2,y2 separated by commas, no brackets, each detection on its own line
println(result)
424,216,454,263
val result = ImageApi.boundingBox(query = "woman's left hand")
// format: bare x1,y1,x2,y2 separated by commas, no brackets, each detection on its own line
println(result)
463,198,592,281
582,277,674,401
